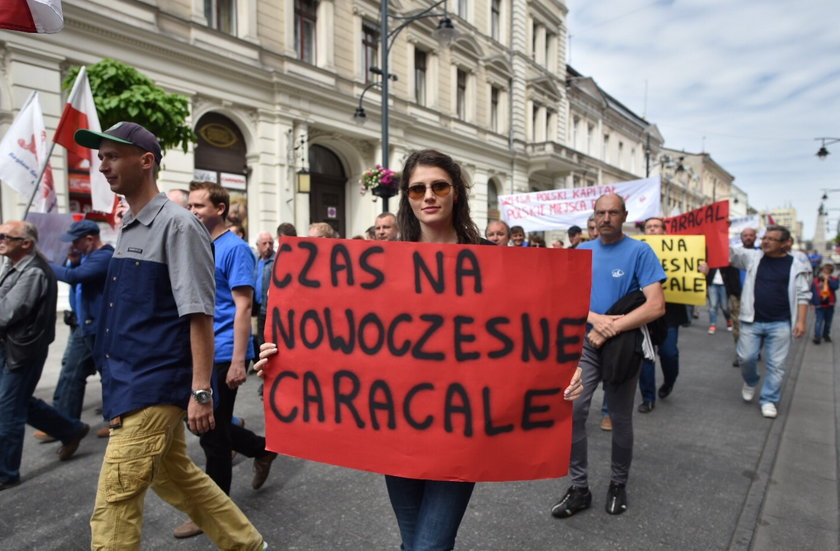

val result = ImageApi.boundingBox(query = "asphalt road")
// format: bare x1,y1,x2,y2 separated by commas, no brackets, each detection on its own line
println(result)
1,309,836,550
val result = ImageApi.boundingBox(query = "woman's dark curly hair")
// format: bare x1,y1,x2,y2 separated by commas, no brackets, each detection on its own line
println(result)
396,149,481,244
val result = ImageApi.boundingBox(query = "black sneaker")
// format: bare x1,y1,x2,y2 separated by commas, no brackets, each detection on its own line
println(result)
637,401,655,413
824,336,832,343
605,482,627,515
658,384,673,399
551,486,592,518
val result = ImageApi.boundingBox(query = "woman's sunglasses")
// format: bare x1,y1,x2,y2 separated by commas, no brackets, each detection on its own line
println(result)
407,182,453,200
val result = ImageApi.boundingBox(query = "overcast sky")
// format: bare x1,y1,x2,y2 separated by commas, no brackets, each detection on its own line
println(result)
566,0,840,240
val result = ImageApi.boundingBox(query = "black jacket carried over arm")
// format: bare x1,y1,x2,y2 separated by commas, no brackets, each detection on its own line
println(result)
598,290,649,386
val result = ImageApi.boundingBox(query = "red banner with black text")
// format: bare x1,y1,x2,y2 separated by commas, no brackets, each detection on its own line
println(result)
664,200,730,268
263,238,591,482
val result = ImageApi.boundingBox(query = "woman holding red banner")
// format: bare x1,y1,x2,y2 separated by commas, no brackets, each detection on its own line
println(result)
255,149,583,550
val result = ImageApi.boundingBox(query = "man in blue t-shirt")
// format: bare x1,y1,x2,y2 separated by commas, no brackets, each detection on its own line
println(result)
552,193,665,520
172,181,277,539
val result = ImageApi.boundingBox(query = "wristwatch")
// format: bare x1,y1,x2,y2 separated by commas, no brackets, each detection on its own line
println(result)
191,388,213,404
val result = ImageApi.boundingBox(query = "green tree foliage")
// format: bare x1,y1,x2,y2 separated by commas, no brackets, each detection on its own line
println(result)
63,59,194,154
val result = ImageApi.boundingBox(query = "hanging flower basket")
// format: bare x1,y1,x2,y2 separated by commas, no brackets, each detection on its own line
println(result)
360,165,399,199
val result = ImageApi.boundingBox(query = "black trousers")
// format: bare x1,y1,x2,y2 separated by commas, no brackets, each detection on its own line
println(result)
199,361,267,494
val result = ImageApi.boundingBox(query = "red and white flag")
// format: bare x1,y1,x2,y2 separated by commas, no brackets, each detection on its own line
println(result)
0,0,63,34
54,66,115,214
0,91,55,211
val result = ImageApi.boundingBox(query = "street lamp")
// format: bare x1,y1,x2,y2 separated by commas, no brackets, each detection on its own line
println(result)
358,0,457,212
815,137,840,159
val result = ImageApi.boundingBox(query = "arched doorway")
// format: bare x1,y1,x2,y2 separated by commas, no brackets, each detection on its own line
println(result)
308,144,346,237
193,113,249,232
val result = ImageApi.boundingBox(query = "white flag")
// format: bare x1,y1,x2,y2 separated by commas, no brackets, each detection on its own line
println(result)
0,91,54,205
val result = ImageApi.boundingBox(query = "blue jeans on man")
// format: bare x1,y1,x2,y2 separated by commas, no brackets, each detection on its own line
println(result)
53,327,96,420
0,347,86,484
737,321,791,404
385,475,475,551
639,326,679,403
708,284,730,327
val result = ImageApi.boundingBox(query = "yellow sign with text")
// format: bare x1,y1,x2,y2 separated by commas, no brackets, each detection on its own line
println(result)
634,235,707,306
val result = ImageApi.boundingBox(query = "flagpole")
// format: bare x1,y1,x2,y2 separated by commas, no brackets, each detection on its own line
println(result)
22,139,58,218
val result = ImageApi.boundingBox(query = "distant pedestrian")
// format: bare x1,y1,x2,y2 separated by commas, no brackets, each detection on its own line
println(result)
510,225,527,247
47,219,114,435
705,267,732,334
730,225,811,419
484,220,510,246
636,217,687,414
529,234,546,248
0,221,90,491
811,263,838,344
374,212,399,241
567,225,583,248
75,122,266,549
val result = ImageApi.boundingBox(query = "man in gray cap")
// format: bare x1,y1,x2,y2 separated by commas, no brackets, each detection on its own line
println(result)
45,219,114,435
75,122,266,549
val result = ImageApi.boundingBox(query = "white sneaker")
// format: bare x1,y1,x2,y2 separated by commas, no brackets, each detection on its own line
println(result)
761,402,777,418
741,383,755,402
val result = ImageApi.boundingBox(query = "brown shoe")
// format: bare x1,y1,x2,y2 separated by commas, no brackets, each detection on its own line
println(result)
96,426,111,438
173,519,203,539
252,452,277,489
58,424,89,461
33,430,57,443
600,416,613,431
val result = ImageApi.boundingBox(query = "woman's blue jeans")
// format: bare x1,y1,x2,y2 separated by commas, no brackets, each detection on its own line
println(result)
384,475,475,551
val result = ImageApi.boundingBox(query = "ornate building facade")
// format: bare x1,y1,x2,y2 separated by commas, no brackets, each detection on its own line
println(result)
0,0,576,238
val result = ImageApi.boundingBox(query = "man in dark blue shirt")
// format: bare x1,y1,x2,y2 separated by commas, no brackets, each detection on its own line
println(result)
76,121,265,550
730,225,811,419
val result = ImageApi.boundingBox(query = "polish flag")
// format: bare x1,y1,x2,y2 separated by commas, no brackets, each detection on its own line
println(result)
54,66,116,214
0,91,55,210
0,0,63,33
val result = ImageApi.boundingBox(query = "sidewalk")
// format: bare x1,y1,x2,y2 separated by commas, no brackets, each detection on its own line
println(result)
0,312,837,550
745,323,839,549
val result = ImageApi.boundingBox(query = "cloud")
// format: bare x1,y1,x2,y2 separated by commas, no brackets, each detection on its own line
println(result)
567,0,840,239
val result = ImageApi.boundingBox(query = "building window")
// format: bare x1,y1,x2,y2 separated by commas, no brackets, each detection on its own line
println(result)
490,86,500,132
491,0,500,40
586,124,594,155
571,116,580,149
546,108,556,141
362,20,379,83
603,134,610,162
487,179,500,220
456,70,467,119
531,22,538,59
545,31,555,70
458,0,468,20
294,0,317,63
532,102,541,141
205,0,237,35
618,141,624,169
414,49,427,106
